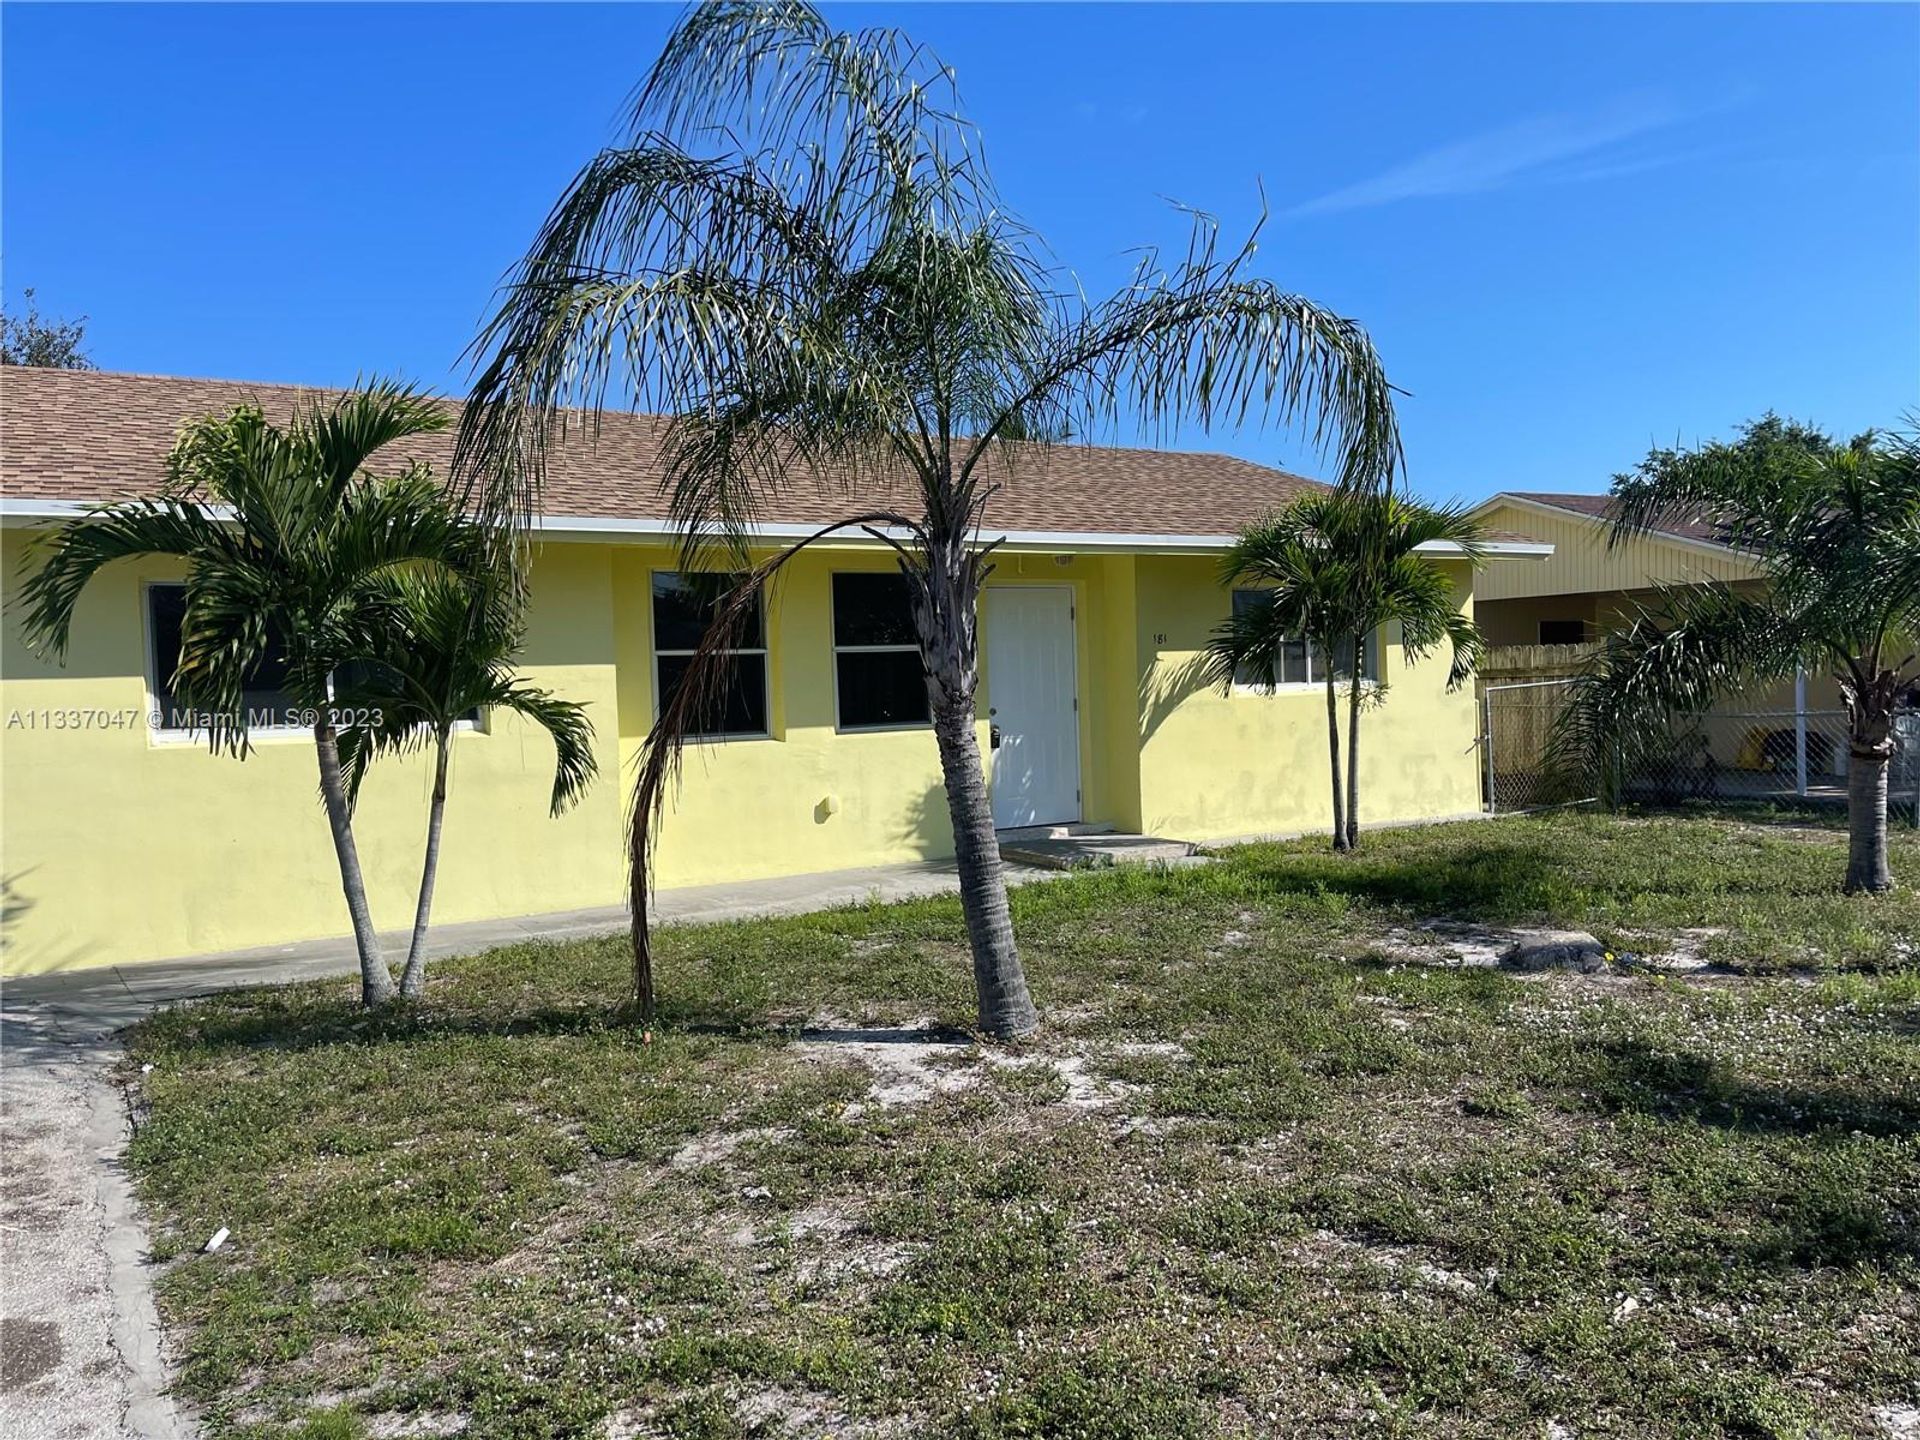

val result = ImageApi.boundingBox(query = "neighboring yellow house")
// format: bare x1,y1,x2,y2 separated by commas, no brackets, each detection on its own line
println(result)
1467,490,1766,648
0,369,1545,975
1467,489,1856,797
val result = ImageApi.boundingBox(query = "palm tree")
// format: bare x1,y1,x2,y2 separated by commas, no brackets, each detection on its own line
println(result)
454,2,1401,1037
1554,417,1918,894
19,383,472,1005
336,565,598,999
1204,491,1486,850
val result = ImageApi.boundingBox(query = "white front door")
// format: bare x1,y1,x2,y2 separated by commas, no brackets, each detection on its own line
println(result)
986,586,1081,829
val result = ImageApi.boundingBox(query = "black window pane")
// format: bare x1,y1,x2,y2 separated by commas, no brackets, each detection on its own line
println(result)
148,585,301,729
1326,636,1377,681
149,584,184,695
1231,590,1274,687
657,652,767,737
652,572,763,651
837,650,929,729
1539,619,1587,645
1282,637,1311,685
833,572,918,647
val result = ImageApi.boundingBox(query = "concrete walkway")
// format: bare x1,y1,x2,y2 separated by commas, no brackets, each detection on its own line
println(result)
1,1017,185,1439
4,856,1058,1038
0,855,1058,1439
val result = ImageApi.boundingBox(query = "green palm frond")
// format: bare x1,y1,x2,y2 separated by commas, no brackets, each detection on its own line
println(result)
331,557,598,817
1600,416,1919,701
1608,414,1837,555
455,0,1402,564
1549,583,1809,791
489,683,599,816
456,0,1412,1012
335,663,438,806
293,380,449,494
19,499,237,657
1203,490,1484,694
983,219,1401,492
21,380,466,758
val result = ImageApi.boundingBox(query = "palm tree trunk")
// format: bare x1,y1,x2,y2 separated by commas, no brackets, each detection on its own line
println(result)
931,695,1039,1038
1844,740,1895,894
1345,639,1364,850
398,730,452,999
1839,685,1898,893
1324,669,1348,851
914,511,1038,1040
314,716,394,1005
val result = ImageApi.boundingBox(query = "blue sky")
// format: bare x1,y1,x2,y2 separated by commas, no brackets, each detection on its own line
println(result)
5,2,1915,504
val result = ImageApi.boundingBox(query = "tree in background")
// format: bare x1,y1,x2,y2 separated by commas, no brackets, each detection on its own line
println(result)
455,0,1401,1036
1205,491,1485,851
21,384,475,1004
1,289,95,369
337,566,598,999
1554,416,1918,893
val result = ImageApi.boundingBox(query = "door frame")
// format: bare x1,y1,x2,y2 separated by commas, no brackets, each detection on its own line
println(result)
984,581,1084,828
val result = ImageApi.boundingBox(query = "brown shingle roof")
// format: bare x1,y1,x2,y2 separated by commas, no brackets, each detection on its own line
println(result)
1503,490,1737,549
1,367,1333,538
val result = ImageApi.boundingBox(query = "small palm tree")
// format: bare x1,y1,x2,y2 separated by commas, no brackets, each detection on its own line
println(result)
336,566,598,998
454,1,1401,1035
1205,491,1486,850
19,383,471,1005
1555,417,1919,893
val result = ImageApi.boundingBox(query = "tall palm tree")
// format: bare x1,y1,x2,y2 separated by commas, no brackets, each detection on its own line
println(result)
1204,491,1485,850
454,1,1401,1036
1554,417,1919,894
19,384,472,1005
336,565,598,999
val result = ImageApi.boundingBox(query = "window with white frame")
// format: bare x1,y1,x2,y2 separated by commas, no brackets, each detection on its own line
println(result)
147,583,485,735
652,571,768,738
1230,589,1377,689
832,572,929,731
146,582,303,731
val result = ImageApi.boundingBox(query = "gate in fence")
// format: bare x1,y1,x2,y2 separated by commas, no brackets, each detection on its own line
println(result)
1479,679,1588,813
1479,680,1920,824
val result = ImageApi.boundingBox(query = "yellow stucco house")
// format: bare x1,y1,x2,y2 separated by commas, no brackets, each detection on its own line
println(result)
0,369,1545,976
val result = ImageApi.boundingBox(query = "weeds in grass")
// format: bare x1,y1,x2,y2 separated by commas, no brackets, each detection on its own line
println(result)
125,814,1918,1438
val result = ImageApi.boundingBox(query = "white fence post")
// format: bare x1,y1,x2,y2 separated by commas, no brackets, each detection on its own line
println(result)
1483,691,1496,812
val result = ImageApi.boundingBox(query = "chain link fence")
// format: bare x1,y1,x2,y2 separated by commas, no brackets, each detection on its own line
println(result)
1479,678,1920,825
1480,679,1589,812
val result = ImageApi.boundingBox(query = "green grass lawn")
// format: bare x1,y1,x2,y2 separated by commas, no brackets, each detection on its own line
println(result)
125,812,1919,1440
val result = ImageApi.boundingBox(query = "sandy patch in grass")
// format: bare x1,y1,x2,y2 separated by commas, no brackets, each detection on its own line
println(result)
1875,1402,1920,1439
791,1016,979,1114
790,1014,1144,1115
668,1125,796,1171
367,1412,469,1438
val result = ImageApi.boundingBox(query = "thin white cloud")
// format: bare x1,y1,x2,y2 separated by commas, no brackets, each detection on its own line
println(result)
1289,94,1710,218
1074,99,1150,126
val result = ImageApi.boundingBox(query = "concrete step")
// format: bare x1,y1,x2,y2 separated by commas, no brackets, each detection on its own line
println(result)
997,832,1204,872
995,822,1117,842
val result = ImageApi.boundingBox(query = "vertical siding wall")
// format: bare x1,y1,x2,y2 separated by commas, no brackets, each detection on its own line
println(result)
1473,503,1762,602
0,532,627,973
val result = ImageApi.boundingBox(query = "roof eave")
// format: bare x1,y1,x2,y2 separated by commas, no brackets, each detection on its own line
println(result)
1474,492,1757,562
0,499,1556,559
